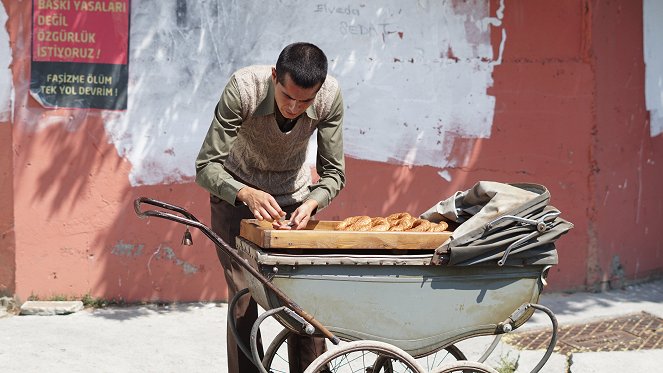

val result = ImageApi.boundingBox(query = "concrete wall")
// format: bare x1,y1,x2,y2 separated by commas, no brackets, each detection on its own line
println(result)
0,0,14,297
591,0,662,290
0,0,661,302
0,107,13,297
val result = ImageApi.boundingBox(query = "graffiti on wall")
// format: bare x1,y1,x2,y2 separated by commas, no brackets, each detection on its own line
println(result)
0,2,11,122
644,0,663,137
30,0,130,110
102,0,506,186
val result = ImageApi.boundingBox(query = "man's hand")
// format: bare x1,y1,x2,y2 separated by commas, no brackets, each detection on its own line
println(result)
237,187,285,222
273,199,318,230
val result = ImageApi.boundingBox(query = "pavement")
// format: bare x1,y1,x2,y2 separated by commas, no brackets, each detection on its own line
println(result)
1,279,662,373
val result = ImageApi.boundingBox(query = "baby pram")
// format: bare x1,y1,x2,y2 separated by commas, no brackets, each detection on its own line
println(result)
134,181,573,373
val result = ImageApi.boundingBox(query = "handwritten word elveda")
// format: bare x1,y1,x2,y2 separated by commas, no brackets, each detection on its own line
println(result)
314,4,360,16
37,0,127,13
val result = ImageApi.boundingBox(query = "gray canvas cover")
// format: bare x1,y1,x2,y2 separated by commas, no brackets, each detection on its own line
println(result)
421,181,574,266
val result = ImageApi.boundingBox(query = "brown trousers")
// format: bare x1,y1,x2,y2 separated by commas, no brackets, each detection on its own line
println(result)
210,195,326,373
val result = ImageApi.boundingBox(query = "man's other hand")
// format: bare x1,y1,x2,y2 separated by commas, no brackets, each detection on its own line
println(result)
237,187,285,222
283,199,318,230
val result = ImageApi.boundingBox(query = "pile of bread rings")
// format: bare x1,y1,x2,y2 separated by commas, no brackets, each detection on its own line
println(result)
335,212,448,232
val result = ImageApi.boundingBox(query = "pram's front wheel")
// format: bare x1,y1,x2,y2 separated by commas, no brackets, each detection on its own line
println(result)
263,328,467,373
430,361,498,373
262,328,291,372
375,344,466,372
303,340,426,373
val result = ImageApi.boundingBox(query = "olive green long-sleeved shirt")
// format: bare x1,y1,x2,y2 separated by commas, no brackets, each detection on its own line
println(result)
195,68,345,210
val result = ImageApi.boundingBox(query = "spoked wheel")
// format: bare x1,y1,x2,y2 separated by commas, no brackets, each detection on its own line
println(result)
375,344,467,372
264,329,466,373
262,328,291,373
303,340,426,373
429,361,499,373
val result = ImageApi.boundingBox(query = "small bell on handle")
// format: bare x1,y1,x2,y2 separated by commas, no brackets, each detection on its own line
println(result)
181,227,193,246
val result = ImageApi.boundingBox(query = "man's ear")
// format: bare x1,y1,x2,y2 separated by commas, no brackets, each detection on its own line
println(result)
271,67,277,83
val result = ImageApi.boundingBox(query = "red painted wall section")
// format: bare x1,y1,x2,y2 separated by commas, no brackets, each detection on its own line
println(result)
0,118,14,296
591,0,663,289
487,0,595,291
323,0,596,292
12,118,225,302
5,0,225,302
1,0,662,301
321,0,663,292
0,0,16,297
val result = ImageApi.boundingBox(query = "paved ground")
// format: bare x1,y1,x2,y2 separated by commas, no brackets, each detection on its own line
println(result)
1,279,662,372
475,278,663,372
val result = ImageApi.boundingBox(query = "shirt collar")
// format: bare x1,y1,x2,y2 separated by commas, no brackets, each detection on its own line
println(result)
253,78,319,120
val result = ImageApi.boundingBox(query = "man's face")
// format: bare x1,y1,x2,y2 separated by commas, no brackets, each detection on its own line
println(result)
272,68,321,119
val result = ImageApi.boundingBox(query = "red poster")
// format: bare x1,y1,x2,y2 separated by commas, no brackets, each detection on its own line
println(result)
30,0,130,109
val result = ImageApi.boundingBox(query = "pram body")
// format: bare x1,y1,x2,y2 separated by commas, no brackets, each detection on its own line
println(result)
239,238,548,358
134,181,573,373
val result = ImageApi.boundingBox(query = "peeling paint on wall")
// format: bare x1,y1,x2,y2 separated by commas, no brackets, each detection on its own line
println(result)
147,245,199,275
111,241,144,257
0,2,12,122
644,0,663,137
102,0,504,185
112,241,199,275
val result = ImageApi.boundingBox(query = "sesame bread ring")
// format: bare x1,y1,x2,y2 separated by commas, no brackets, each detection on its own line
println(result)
428,221,449,232
369,217,391,232
388,215,416,231
408,219,432,232
347,221,373,231
335,215,372,231
386,212,413,224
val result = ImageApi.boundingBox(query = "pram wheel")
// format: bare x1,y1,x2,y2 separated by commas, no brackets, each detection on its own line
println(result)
303,340,426,373
375,344,466,372
262,328,291,372
263,329,466,373
430,361,499,373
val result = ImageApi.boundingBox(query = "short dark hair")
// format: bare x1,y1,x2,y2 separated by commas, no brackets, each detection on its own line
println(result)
275,42,328,89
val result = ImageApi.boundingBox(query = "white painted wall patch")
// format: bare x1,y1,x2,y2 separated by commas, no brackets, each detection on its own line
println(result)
101,0,505,185
0,2,13,123
644,0,663,137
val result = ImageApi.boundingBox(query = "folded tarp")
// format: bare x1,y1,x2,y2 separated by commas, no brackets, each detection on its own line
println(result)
420,181,574,266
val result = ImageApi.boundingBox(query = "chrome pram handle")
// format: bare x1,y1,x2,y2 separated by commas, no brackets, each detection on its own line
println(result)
487,210,561,266
486,210,561,232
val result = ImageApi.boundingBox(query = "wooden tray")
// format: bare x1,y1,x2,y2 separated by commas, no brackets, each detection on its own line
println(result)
239,219,451,250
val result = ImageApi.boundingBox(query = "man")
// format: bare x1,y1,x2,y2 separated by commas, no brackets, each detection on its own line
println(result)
195,42,345,373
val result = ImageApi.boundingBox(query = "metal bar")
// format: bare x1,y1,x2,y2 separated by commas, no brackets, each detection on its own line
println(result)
134,197,200,222
133,197,341,345
528,304,558,373
251,306,289,373
478,334,502,363
228,288,255,366
497,230,541,266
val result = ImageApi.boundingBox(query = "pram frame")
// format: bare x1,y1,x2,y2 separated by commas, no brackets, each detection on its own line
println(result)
134,197,559,373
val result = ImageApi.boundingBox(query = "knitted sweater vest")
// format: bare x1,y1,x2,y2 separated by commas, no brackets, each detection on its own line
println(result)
224,65,339,207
